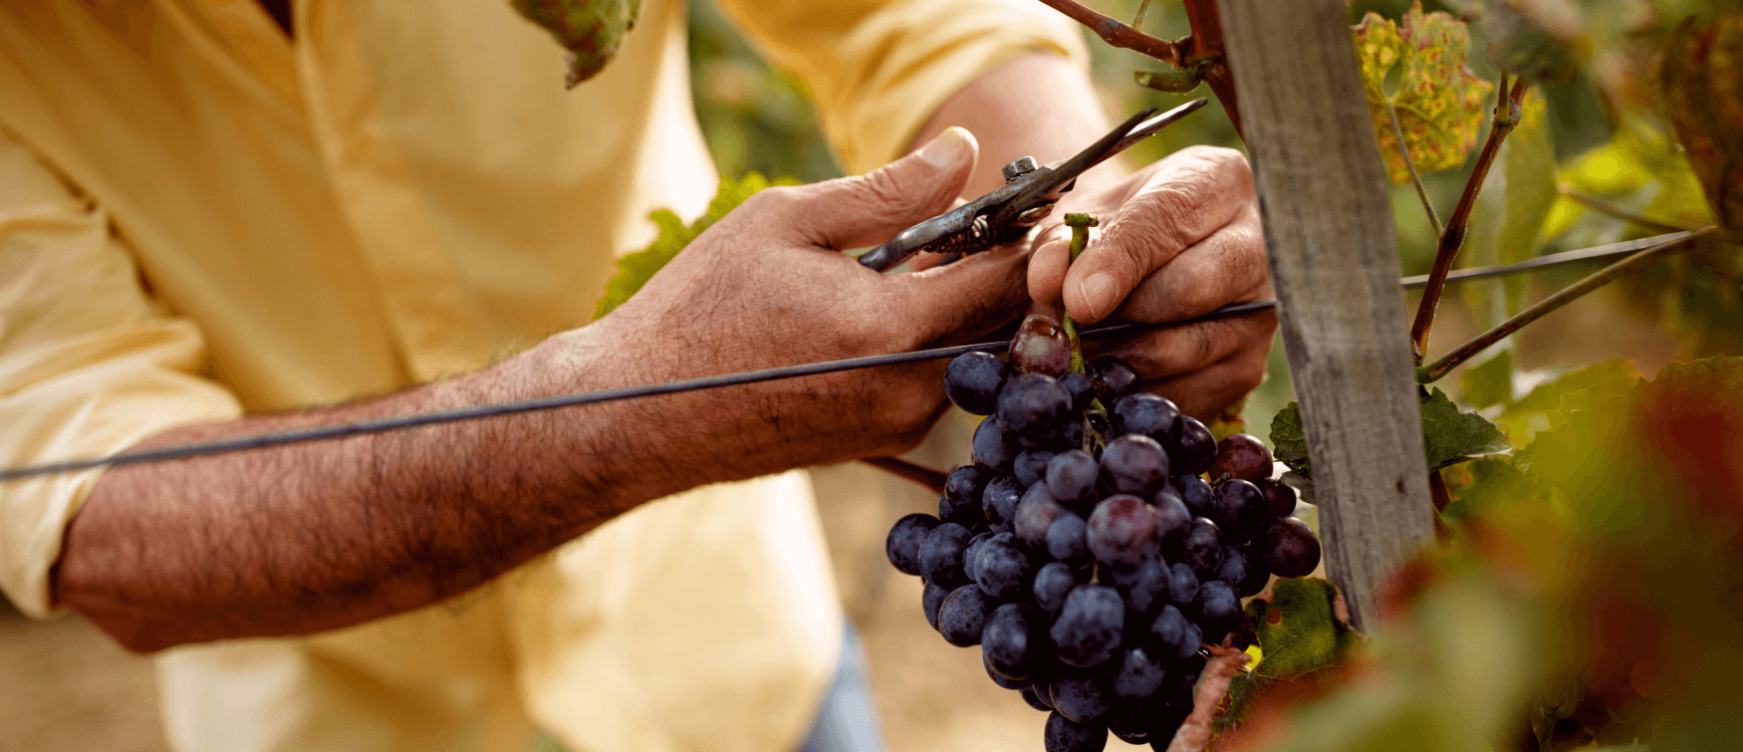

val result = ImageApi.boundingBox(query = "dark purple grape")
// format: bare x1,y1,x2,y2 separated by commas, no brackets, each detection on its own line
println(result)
1086,356,1141,402
976,532,1037,601
1015,482,1068,551
982,475,1023,526
1161,653,1205,703
1210,479,1267,543
983,602,1051,679
1054,418,1086,453
984,651,1032,689
919,522,975,588
1150,489,1192,544
1145,700,1192,750
1047,513,1093,566
1211,434,1273,483
1046,449,1101,509
938,583,1001,647
1106,701,1154,744
963,532,992,584
938,487,986,528
1049,674,1113,723
1010,314,1073,377
1085,494,1158,570
1110,393,1181,446
1233,545,1271,597
1051,585,1125,668
885,513,939,576
1022,684,1054,712
1214,546,1250,589
997,373,1074,449
945,465,992,514
1099,435,1170,497
1087,412,1110,438
1112,645,1168,699
1148,604,1202,660
1015,450,1057,487
1256,478,1297,521
973,416,1019,472
1033,561,1078,614
1180,517,1225,578
1170,417,1217,476
1044,711,1108,752
1121,557,1168,616
1172,474,1215,520
1165,562,1199,607
1059,371,1096,412
1196,580,1241,643
1262,517,1322,578
944,352,1009,415
922,580,949,631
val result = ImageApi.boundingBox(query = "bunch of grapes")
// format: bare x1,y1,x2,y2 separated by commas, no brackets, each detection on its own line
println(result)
884,315,1322,752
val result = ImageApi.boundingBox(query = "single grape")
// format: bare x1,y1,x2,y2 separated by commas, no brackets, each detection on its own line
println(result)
1112,645,1167,699
1180,517,1225,579
1047,513,1093,566
1161,652,1205,703
938,583,1001,647
1015,482,1069,551
884,513,939,576
1209,479,1266,543
972,416,1019,472
1165,562,1199,607
1098,435,1170,498
1044,711,1108,752
1059,372,1096,412
1121,557,1168,616
945,465,993,514
1109,393,1181,446
1148,604,1198,660
1033,561,1078,614
1085,494,1158,570
983,602,1051,679
1106,701,1153,744
944,351,1009,415
1045,449,1100,509
919,522,974,588
1171,416,1217,476
1086,356,1141,402
963,531,992,584
1195,580,1241,643
1145,700,1192,751
1150,489,1192,544
1172,474,1215,520
1214,545,1250,590
1021,684,1055,712
1050,584,1125,668
985,654,1032,689
982,475,1023,527
1255,478,1297,521
922,580,949,631
1055,418,1086,453
938,487,986,529
1233,544,1271,597
1015,450,1057,488
1010,313,1073,377
1210,434,1273,483
977,532,1038,601
1261,517,1322,578
1048,674,1113,723
997,373,1074,449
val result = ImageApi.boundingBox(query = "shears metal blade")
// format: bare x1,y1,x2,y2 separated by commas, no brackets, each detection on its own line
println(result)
857,98,1208,272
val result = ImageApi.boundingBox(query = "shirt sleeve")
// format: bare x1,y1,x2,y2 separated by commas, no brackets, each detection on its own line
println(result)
0,126,242,619
712,0,1091,175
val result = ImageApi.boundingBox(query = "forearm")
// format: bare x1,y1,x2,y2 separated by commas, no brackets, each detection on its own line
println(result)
57,325,692,652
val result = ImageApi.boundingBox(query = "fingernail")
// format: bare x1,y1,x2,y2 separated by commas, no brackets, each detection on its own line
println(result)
1080,272,1115,319
918,126,971,168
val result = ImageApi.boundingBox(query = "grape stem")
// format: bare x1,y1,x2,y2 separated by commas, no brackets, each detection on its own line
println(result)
1063,213,1105,455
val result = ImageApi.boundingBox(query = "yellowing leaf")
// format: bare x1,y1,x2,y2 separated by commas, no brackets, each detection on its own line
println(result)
592,173,796,320
1353,2,1494,184
1657,12,1743,232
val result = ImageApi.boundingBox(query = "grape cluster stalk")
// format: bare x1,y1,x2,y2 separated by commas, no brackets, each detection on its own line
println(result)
884,315,1321,752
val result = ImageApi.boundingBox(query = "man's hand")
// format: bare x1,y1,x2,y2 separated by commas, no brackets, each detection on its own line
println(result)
1025,146,1275,420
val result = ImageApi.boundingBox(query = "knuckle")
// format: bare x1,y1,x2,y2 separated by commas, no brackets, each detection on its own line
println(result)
855,168,916,212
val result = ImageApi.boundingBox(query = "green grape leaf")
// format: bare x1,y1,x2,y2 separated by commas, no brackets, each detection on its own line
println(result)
1459,349,1515,411
1269,402,1309,477
1352,2,1494,184
1421,387,1512,470
1492,359,1641,444
592,173,796,320
1657,13,1743,232
1221,577,1359,729
511,0,642,88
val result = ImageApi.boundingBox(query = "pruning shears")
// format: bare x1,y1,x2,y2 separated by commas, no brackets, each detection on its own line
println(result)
857,98,1209,272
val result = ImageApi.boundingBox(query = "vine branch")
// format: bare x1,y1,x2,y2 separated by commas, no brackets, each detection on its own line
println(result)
1417,227,1714,382
1407,72,1530,362
860,457,948,493
1559,185,1704,234
1032,0,1181,64
1388,99,1444,238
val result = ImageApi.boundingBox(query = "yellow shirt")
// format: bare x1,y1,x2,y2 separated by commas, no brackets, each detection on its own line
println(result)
0,1,1085,751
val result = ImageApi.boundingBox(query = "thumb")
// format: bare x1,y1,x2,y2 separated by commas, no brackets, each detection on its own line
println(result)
794,127,979,251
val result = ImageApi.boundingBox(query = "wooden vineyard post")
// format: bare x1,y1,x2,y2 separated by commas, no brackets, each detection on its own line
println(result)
1216,0,1434,630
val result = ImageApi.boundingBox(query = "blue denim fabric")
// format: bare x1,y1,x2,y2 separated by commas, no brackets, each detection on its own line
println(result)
796,621,886,752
